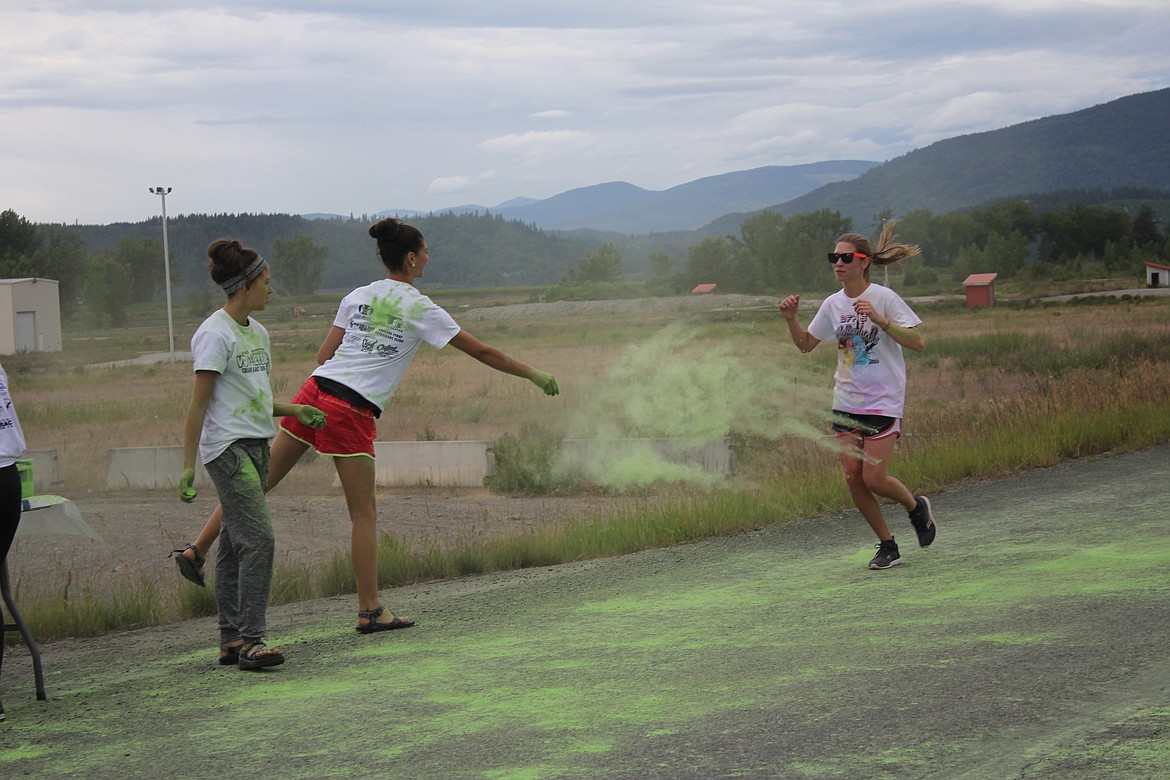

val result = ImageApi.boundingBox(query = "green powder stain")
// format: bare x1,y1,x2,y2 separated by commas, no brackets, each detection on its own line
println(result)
6,470,1170,778
236,453,263,486
368,291,406,330
0,744,49,762
972,631,1055,645
483,766,569,780
232,388,271,419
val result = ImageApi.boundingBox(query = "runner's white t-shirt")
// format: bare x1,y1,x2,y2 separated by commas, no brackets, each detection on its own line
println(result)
0,363,27,468
190,309,277,464
313,279,461,412
807,283,922,418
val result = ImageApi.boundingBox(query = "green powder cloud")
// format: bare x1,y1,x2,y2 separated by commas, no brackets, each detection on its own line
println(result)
559,324,834,489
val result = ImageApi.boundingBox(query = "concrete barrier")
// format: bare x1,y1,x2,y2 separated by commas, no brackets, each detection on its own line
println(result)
107,446,211,490
21,449,61,491
334,441,494,488
559,437,735,475
107,442,493,490
106,437,736,491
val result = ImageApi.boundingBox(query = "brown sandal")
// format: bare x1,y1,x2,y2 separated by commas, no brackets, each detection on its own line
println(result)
238,641,285,670
170,544,205,587
219,642,241,666
357,605,415,634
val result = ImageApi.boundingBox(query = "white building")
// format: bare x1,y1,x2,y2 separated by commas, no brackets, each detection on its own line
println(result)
1146,262,1170,288
0,278,62,354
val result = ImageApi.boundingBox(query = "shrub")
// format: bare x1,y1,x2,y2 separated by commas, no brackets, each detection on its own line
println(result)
488,425,565,495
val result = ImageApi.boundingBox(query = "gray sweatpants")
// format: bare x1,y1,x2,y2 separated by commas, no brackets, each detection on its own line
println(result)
205,439,274,644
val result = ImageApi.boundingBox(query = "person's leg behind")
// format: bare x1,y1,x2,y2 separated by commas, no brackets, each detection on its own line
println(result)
859,433,915,511
861,428,937,548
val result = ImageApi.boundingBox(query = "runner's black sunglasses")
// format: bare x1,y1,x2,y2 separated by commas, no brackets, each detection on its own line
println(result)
827,252,868,264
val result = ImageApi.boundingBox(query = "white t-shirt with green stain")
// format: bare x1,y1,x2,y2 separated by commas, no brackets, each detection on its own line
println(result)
313,279,461,412
190,309,277,464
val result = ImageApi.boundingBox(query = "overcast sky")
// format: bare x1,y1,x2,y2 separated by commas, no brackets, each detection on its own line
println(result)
3,0,1168,226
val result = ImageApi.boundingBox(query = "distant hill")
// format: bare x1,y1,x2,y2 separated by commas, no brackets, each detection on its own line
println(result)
491,162,879,233
311,161,879,234
771,88,1170,227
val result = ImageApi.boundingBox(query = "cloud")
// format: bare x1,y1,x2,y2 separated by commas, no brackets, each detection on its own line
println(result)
427,175,473,195
480,130,596,159
2,0,1169,224
193,116,283,126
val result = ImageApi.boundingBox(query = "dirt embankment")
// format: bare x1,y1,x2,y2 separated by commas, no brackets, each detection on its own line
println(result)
10,481,631,607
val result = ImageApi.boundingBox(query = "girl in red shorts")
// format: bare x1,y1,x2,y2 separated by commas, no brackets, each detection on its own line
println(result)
174,218,558,632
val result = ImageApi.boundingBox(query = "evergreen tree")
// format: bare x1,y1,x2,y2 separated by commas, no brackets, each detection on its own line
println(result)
273,234,328,296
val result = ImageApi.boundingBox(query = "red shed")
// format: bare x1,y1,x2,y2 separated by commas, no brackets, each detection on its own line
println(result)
692,283,717,294
962,273,998,308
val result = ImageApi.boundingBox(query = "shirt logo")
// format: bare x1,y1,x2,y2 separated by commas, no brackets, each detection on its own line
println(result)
235,348,271,374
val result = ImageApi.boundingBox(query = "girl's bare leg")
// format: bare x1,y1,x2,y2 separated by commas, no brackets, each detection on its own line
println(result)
333,454,411,628
838,433,894,541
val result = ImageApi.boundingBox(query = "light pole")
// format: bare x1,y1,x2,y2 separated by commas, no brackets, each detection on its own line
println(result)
149,187,176,358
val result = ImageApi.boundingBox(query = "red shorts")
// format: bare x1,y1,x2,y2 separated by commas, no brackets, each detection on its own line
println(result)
281,378,377,458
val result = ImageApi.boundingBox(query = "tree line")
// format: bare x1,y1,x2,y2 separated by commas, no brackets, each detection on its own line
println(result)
666,198,1169,296
2,195,1167,324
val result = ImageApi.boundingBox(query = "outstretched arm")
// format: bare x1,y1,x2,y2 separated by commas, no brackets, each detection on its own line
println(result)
448,329,558,395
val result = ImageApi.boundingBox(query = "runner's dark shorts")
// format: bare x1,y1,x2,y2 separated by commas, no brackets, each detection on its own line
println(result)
831,411,902,441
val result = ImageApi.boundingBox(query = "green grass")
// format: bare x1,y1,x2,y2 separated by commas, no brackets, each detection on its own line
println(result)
15,577,166,639
925,330,1170,374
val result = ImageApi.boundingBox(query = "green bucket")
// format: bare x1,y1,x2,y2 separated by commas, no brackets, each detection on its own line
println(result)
16,458,34,499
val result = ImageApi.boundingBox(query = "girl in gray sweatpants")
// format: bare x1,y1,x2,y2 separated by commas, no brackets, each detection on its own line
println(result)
205,439,274,650
179,239,325,670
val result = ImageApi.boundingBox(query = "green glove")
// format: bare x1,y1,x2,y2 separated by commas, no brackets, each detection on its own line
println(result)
531,370,559,396
297,405,328,429
179,468,197,503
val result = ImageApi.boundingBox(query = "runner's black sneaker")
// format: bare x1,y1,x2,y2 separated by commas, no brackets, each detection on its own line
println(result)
868,539,902,570
908,496,937,548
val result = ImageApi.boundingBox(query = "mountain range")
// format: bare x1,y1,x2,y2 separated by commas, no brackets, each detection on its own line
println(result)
332,87,1170,235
